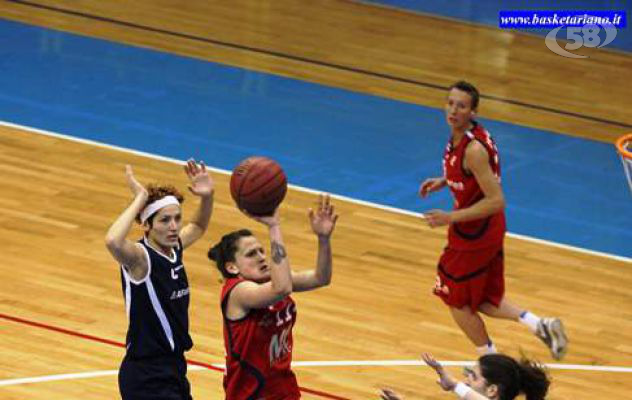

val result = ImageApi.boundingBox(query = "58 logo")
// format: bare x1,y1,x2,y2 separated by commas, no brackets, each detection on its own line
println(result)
545,18,617,58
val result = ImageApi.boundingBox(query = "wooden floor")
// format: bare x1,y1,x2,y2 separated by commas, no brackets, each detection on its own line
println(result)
0,1,631,399
1,127,631,400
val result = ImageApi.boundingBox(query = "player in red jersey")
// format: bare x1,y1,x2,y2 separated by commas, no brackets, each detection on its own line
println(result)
419,81,568,360
208,195,338,400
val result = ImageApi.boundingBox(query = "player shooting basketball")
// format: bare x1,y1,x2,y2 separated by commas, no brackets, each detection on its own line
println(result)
208,194,338,400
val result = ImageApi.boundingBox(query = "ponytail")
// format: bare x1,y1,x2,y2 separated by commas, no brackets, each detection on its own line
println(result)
479,354,550,400
208,229,253,278
517,359,549,400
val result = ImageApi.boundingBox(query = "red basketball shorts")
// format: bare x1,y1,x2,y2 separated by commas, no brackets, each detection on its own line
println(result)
433,245,504,311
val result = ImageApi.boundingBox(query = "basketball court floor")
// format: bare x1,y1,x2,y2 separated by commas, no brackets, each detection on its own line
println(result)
0,1,631,399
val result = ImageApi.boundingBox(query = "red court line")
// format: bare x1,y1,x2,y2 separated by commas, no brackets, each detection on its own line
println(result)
0,312,350,400
0,313,126,348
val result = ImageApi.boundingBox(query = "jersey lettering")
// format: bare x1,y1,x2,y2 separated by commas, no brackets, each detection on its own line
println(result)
269,326,291,365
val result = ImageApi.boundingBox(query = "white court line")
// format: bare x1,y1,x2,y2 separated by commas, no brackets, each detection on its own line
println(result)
2,360,631,386
292,360,632,373
0,370,119,387
2,120,630,264
0,366,204,387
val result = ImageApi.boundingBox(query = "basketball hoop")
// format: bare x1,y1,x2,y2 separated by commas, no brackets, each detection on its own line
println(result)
615,133,632,194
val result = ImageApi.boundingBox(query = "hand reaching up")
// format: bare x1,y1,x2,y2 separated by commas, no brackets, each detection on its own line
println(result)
184,159,214,197
309,194,338,238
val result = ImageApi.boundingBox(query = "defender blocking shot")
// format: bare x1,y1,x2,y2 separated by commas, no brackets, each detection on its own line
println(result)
105,160,213,399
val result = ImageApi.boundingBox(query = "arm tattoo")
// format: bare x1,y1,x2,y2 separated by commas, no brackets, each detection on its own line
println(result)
271,241,287,264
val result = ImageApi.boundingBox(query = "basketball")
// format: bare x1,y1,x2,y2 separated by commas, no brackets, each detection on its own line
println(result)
230,156,288,216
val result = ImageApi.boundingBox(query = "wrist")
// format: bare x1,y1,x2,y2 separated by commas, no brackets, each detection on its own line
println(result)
453,382,471,398
201,189,214,199
317,234,331,242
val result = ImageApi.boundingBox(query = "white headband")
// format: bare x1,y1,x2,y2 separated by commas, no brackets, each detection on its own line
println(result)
140,195,180,223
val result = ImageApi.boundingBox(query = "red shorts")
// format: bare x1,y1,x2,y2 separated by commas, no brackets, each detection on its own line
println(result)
433,245,504,311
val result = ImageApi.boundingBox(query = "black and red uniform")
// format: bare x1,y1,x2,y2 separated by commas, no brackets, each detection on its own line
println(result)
221,277,300,400
434,122,506,311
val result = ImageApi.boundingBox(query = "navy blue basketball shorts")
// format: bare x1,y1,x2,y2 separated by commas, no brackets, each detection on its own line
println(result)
119,353,192,400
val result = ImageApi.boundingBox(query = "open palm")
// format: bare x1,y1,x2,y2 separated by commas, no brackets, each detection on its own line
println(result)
309,194,338,237
184,159,214,197
422,353,457,391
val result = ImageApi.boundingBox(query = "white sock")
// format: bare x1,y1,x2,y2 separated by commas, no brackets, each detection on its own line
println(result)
476,341,497,355
519,311,541,333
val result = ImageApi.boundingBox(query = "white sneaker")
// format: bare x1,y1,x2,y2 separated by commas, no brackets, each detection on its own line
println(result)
536,317,568,360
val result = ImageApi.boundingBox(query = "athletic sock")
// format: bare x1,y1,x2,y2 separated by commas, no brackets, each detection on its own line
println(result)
476,340,497,355
519,311,541,333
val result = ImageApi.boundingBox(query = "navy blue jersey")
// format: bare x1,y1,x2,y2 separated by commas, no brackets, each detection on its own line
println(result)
120,237,192,359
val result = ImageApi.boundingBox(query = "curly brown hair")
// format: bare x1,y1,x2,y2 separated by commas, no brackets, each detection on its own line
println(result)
135,184,184,225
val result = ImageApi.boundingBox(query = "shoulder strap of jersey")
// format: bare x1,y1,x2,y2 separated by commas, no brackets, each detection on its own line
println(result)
221,277,246,317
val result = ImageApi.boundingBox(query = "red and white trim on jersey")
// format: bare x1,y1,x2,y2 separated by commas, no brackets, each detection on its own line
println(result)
221,277,300,400
442,122,506,250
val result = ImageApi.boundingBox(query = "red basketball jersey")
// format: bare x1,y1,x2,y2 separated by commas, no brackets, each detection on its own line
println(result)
221,278,300,400
442,122,506,250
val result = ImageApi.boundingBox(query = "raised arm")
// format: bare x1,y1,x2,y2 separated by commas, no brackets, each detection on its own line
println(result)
180,159,214,249
423,353,490,400
227,209,293,316
292,194,338,292
379,354,490,400
104,165,149,281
